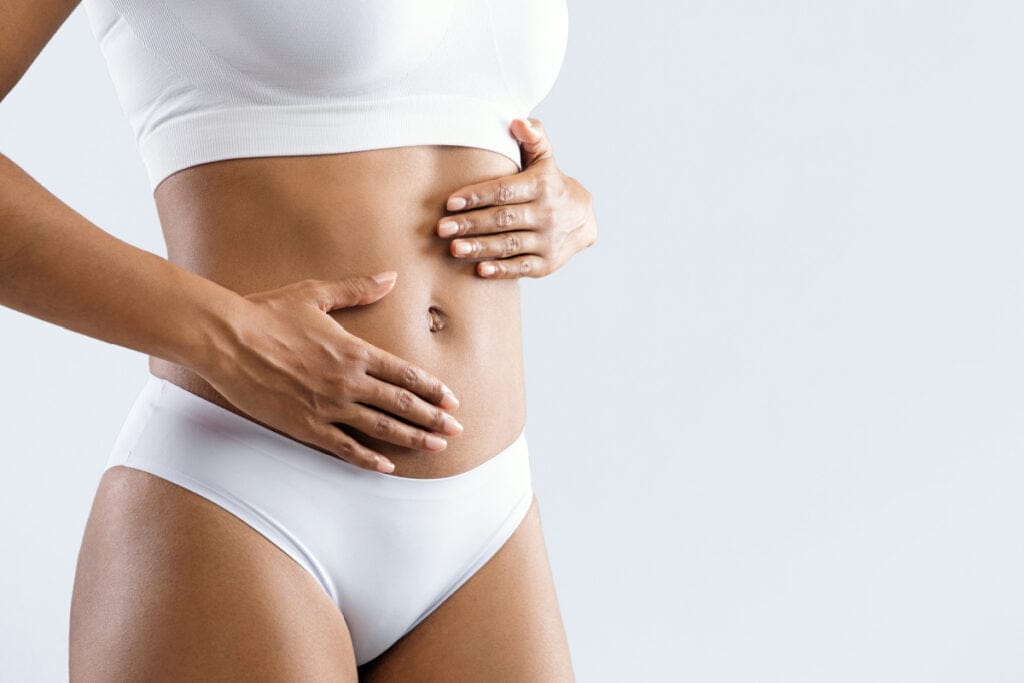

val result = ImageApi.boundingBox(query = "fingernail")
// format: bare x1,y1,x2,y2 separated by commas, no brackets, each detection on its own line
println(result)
453,241,472,255
440,388,460,409
373,271,397,284
447,196,467,211
480,263,496,276
425,434,448,451
438,220,458,237
443,413,464,435
376,455,395,473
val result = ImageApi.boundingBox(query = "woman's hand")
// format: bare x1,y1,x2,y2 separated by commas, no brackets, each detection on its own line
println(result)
193,272,463,475
436,117,598,279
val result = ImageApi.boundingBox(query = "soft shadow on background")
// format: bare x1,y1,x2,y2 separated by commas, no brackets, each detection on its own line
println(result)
3,2,1024,681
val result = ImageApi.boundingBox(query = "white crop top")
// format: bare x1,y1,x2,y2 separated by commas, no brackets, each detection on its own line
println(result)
81,0,569,192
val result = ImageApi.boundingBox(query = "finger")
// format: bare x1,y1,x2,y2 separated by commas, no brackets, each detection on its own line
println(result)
450,231,543,260
444,172,541,213
345,402,452,452
511,117,554,167
304,420,395,473
358,376,462,435
478,255,548,279
363,347,459,410
309,272,397,312
438,201,538,238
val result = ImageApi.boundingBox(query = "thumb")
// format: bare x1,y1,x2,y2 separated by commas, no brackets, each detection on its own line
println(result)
314,271,397,312
511,117,553,167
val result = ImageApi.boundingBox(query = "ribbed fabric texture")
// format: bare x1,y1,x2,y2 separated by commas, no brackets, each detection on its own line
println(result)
82,0,569,192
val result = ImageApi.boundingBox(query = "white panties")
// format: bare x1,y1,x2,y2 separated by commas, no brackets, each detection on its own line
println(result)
103,373,534,666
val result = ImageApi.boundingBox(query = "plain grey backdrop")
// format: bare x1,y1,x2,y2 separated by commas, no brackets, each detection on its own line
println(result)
3,2,1023,681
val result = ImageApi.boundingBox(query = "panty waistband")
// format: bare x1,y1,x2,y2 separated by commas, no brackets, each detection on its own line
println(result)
115,372,531,501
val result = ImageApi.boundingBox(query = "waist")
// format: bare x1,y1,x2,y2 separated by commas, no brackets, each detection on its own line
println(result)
149,145,528,477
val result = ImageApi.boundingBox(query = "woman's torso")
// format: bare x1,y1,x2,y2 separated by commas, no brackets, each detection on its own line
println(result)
149,145,527,479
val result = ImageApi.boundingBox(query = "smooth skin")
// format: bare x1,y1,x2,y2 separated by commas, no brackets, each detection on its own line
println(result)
2,2,597,680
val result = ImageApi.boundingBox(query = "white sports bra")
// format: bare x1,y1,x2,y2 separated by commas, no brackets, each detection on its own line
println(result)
82,0,570,192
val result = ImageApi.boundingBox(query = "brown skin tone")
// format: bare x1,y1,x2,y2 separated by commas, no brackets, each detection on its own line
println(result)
148,120,596,479
148,144,531,480
74,140,591,680
73,472,573,682
3,1,596,679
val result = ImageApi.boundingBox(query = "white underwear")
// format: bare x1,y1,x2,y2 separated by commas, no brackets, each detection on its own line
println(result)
103,373,534,666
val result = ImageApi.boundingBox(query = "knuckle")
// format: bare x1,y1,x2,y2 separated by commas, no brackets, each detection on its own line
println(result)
334,436,356,459
495,207,516,228
428,377,445,401
552,181,569,204
528,176,542,197
334,434,374,468
343,342,370,367
520,258,532,275
541,203,556,223
496,181,515,203
305,388,331,418
333,376,355,403
401,363,421,389
456,219,472,237
300,414,323,440
358,343,373,364
431,407,447,431
418,430,434,450
302,280,327,307
373,413,393,437
502,233,520,257
395,388,414,412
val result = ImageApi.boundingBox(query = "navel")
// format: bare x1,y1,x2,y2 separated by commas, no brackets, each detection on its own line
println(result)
427,305,448,332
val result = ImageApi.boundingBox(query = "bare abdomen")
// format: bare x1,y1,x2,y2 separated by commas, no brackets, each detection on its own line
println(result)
148,146,528,478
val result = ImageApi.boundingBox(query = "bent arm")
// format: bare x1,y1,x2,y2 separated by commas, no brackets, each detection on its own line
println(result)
0,1,242,373
0,151,241,374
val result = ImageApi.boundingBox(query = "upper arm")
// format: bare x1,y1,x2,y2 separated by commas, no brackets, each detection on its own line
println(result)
0,0,81,103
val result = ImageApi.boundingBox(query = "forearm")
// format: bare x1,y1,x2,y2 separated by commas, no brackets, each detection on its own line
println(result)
0,151,242,374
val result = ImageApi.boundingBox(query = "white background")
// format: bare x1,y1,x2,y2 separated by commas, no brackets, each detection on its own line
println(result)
3,2,1024,681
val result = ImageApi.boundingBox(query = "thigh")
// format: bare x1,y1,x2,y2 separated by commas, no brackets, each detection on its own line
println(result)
357,494,575,682
70,465,358,682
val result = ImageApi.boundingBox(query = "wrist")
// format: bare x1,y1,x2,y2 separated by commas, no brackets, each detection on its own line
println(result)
159,277,250,381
